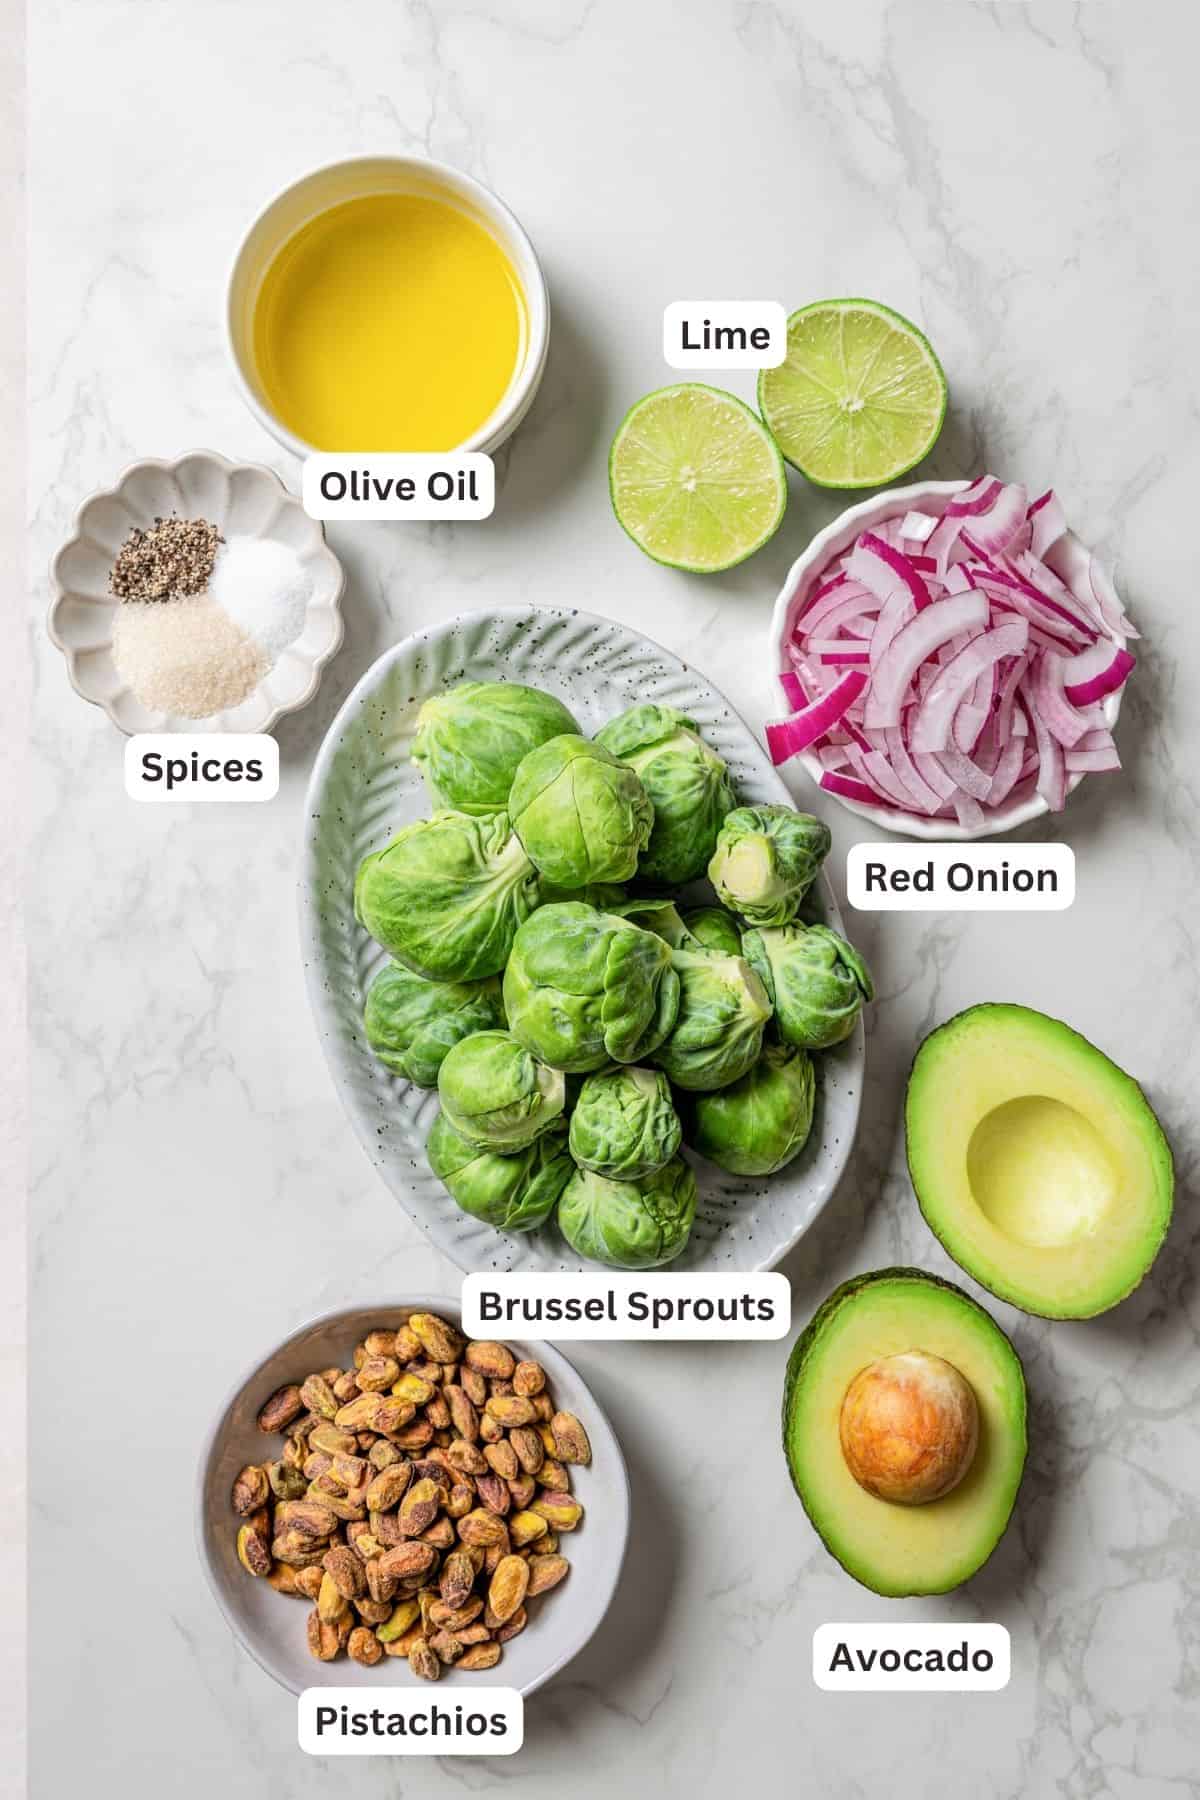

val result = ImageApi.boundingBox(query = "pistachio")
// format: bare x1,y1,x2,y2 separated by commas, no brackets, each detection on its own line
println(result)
357,1355,401,1393
368,1439,403,1472
438,1549,476,1612
376,1597,421,1642
429,1594,484,1631
334,1394,384,1432
383,1622,427,1658
317,1572,351,1625
362,1330,397,1357
465,1341,515,1380
398,1477,441,1538
484,1440,519,1481
526,1553,569,1596
445,1481,475,1519
530,1528,559,1556
309,1422,360,1459
509,1509,549,1548
444,1386,479,1443
302,1451,333,1483
428,1628,465,1665
486,1555,529,1625
509,1426,544,1476
231,1465,270,1515
512,1360,547,1397
295,1565,325,1599
304,1485,366,1524
378,1542,439,1583
365,1558,398,1605
266,1563,303,1596
236,1516,272,1578
299,1373,339,1420
322,1544,367,1601
531,1492,584,1531
393,1325,422,1362
458,1640,502,1670
489,1378,515,1399
476,1473,512,1517
257,1384,304,1434
484,1395,537,1428
538,1457,571,1492
410,1458,452,1491
276,1499,338,1540
332,1372,360,1404
495,1606,527,1644
455,1621,491,1646
391,1372,435,1406
408,1312,465,1364
457,1509,509,1549
328,1452,369,1491
355,1596,394,1626
365,1464,413,1514
404,1358,443,1384
420,1517,455,1550
551,1412,592,1467
461,1366,488,1408
447,1438,488,1476
479,1413,504,1446
347,1625,384,1666
508,1475,536,1510
306,1610,343,1662
389,1416,435,1450
425,1395,452,1431
408,1637,442,1682
483,1537,510,1573
532,1393,555,1422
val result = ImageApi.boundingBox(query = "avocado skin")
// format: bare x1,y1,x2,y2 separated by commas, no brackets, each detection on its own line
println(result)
905,1002,1174,1320
781,1266,1028,1598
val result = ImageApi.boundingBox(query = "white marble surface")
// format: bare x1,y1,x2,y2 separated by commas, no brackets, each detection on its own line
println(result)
29,3,1200,1796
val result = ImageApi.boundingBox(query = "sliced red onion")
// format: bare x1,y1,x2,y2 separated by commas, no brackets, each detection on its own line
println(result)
953,794,985,830
1062,642,1135,705
951,482,1028,554
848,532,932,611
945,476,1004,519
935,745,993,802
764,669,869,765
986,736,1027,807
819,770,886,807
1086,555,1139,641
779,670,807,711
900,509,938,544
1065,744,1122,773
909,619,1029,752
881,726,943,813
1028,655,1097,749
863,590,989,729
1027,489,1067,558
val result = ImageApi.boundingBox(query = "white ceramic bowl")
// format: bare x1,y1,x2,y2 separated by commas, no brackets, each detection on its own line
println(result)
226,155,550,460
768,479,1127,840
47,451,346,736
196,1298,629,1698
301,605,866,1276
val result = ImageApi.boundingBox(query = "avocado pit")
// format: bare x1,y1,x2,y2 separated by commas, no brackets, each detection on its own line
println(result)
839,1350,979,1505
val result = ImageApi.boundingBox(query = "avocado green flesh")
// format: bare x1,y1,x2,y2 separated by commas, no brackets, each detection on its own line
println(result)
907,1004,1173,1319
783,1269,1026,1597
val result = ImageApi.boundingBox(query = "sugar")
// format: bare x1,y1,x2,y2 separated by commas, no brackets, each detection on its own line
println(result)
207,536,314,662
112,597,267,719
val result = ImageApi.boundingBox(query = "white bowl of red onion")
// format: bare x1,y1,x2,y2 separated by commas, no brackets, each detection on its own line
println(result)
767,477,1136,840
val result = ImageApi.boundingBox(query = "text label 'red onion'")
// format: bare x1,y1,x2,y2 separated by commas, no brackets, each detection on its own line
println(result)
303,455,495,521
461,1274,791,1340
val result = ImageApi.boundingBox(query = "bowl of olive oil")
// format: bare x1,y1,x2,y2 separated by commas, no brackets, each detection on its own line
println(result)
227,156,549,458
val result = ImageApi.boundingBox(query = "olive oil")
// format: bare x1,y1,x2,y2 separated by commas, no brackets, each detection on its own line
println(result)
252,191,527,451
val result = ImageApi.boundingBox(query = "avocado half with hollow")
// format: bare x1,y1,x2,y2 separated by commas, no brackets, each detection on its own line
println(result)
907,1004,1173,1319
783,1268,1026,1596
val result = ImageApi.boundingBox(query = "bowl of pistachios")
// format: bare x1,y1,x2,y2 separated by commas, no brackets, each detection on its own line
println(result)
196,1298,630,1697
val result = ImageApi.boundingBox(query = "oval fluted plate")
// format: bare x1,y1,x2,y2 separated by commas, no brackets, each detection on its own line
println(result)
300,606,864,1274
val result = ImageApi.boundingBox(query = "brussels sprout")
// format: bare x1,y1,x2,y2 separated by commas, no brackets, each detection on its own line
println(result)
504,903,680,1072
427,1111,572,1231
609,896,691,948
681,905,743,958
437,1030,565,1150
412,681,579,814
537,879,628,911
707,805,831,926
595,704,735,884
354,810,538,982
651,945,772,1092
568,1066,682,1181
363,963,504,1086
687,1042,816,1175
508,735,653,888
558,1156,698,1269
742,922,873,1049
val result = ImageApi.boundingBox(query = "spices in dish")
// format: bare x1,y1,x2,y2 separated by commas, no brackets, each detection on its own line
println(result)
251,192,528,451
232,1313,587,1678
109,514,222,601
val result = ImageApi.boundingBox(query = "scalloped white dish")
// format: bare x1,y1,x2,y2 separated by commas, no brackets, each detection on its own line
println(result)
48,450,346,735
301,605,865,1276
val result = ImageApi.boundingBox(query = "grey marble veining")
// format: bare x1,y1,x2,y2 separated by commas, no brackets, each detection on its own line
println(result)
28,3,1200,1796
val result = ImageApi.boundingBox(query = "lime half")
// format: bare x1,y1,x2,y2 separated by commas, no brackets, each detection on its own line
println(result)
758,300,947,489
609,383,787,573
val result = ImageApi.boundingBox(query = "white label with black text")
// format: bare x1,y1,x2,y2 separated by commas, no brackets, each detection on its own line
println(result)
125,734,279,802
847,843,1074,911
663,300,787,368
297,1687,523,1756
303,454,495,520
813,1624,1010,1691
461,1273,790,1340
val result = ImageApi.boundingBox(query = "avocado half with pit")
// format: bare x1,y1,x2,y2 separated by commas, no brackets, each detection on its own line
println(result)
907,1004,1173,1319
783,1268,1026,1596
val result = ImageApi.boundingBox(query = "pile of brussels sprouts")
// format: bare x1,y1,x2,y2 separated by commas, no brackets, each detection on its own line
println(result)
354,681,872,1270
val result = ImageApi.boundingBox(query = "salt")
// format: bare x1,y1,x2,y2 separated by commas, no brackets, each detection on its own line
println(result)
207,535,314,662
